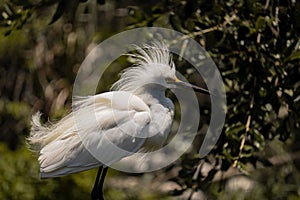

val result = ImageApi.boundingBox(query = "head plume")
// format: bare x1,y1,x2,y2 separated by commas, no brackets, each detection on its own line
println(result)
111,42,175,93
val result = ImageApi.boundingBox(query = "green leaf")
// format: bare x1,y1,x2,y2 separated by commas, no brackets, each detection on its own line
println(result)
49,1,65,24
285,50,300,62
226,123,245,137
11,0,33,8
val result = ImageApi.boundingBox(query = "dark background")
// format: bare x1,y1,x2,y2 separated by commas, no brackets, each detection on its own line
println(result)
0,0,299,199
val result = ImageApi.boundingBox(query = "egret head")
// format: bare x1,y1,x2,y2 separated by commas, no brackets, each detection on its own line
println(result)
111,43,210,95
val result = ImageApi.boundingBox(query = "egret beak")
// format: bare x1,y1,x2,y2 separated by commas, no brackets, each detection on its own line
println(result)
172,77,211,95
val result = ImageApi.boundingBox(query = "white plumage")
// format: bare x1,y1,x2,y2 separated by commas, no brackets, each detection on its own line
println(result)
28,43,177,178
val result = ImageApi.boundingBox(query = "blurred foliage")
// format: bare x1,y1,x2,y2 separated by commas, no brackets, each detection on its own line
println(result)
0,0,300,199
132,0,300,198
0,143,93,199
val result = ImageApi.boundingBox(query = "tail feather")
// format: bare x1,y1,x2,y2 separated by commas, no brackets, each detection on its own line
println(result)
28,111,75,152
27,112,50,152
28,111,94,177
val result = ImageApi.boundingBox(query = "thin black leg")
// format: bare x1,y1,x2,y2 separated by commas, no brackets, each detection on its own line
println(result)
98,167,108,199
91,166,108,200
91,166,103,200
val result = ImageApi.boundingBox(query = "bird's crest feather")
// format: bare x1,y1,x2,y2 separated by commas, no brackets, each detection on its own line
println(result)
111,42,174,93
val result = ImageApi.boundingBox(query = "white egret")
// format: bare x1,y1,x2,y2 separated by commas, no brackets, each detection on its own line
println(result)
28,42,210,200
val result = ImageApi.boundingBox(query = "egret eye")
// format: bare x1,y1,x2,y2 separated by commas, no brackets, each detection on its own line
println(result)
165,77,176,84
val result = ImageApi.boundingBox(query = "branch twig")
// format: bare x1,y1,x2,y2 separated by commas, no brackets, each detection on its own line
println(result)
177,11,238,42
233,96,254,167
169,10,238,48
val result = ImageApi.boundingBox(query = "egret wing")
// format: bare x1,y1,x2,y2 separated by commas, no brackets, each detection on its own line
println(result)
34,91,151,177
79,91,151,166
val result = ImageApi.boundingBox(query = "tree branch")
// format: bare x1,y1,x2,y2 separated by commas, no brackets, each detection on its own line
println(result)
233,96,254,167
